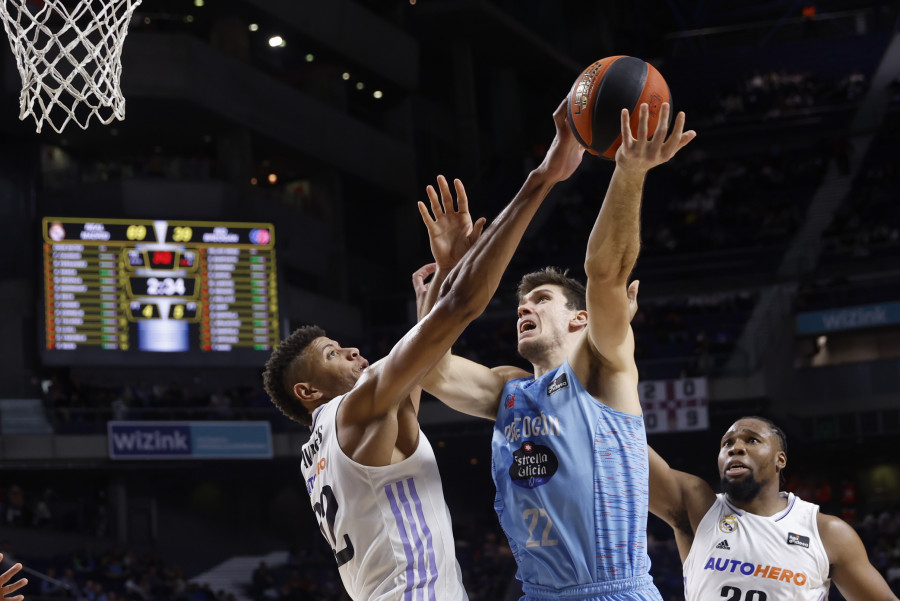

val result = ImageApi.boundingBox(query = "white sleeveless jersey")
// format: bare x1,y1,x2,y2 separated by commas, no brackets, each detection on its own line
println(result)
300,396,468,601
684,493,831,601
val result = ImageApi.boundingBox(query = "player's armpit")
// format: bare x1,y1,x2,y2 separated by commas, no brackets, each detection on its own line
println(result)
422,354,518,421
648,447,716,540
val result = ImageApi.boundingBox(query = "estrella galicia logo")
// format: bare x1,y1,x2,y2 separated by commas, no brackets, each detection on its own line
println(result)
787,532,810,548
547,373,569,396
505,394,515,409
509,441,558,488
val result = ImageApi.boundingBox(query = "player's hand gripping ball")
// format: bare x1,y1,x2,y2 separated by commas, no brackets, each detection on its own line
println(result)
566,55,672,159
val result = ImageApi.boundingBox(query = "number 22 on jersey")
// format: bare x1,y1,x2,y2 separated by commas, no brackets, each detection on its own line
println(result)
523,507,559,548
313,485,355,567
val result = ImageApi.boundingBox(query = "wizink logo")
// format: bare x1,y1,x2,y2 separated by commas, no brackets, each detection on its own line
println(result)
109,424,191,456
821,306,888,330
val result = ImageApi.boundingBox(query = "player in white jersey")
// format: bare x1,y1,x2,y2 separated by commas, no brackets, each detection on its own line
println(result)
0,554,26,601
262,99,588,601
649,416,898,601
301,391,465,600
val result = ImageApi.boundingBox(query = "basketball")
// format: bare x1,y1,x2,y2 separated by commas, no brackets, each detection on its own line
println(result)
566,55,672,159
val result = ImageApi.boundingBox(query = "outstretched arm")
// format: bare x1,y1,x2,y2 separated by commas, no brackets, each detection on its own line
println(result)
820,513,899,601
414,260,527,420
417,101,585,419
571,103,695,415
647,447,717,562
341,101,583,461
413,176,528,420
0,556,26,601
415,175,486,322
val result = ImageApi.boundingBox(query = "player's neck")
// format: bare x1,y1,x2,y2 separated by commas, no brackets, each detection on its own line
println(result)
531,349,567,379
727,488,787,517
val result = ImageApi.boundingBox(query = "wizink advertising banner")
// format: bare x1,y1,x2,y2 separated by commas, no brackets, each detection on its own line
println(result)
107,421,273,460
795,301,900,335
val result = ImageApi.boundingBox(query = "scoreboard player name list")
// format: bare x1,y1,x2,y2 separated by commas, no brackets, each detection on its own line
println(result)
201,247,275,351
46,243,122,348
43,219,278,354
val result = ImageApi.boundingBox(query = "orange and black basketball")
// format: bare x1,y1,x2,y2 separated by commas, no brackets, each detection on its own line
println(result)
566,55,671,159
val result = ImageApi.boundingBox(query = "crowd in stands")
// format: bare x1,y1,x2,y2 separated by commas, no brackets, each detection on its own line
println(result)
795,273,900,314
34,284,756,427
0,484,108,538
521,132,831,274
0,540,224,601
705,67,868,124
639,139,829,258
822,105,900,265
8,488,897,600
37,375,281,435
244,520,520,601
239,494,900,600
633,291,756,379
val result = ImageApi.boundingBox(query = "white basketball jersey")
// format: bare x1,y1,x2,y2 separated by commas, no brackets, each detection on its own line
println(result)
684,493,831,601
300,396,469,601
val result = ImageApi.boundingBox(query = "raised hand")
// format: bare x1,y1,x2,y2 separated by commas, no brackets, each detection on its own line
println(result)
0,556,26,601
615,102,696,172
417,175,486,271
536,99,586,183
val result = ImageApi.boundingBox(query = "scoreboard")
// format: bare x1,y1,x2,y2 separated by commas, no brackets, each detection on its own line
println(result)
639,377,709,434
41,217,280,366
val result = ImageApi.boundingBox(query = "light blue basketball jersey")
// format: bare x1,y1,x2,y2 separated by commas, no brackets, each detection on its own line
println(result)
491,360,661,600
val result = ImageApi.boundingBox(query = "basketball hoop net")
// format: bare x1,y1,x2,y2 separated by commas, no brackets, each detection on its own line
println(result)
0,0,142,133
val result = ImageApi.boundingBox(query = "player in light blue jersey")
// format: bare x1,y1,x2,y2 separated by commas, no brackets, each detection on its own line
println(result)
416,101,695,600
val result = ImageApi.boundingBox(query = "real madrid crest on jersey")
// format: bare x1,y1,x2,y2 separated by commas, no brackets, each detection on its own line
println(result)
718,514,738,533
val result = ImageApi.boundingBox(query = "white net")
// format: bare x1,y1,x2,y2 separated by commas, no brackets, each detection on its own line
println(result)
0,0,142,133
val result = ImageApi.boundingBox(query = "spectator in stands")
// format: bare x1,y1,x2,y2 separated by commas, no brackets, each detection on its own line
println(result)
124,573,149,601
208,389,233,419
60,568,80,600
648,416,899,600
165,565,186,599
250,562,276,600
3,486,29,527
40,567,65,598
32,488,55,528
72,545,97,577
83,580,108,601
0,555,26,601
111,394,128,421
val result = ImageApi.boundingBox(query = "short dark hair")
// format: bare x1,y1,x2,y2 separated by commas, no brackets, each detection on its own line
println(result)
263,325,326,427
739,415,788,456
517,267,586,311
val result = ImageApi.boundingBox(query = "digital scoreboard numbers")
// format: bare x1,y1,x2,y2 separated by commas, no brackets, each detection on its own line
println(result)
639,377,709,434
41,218,279,366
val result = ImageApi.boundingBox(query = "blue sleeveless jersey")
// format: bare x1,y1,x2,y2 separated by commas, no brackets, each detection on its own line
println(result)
491,360,659,598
